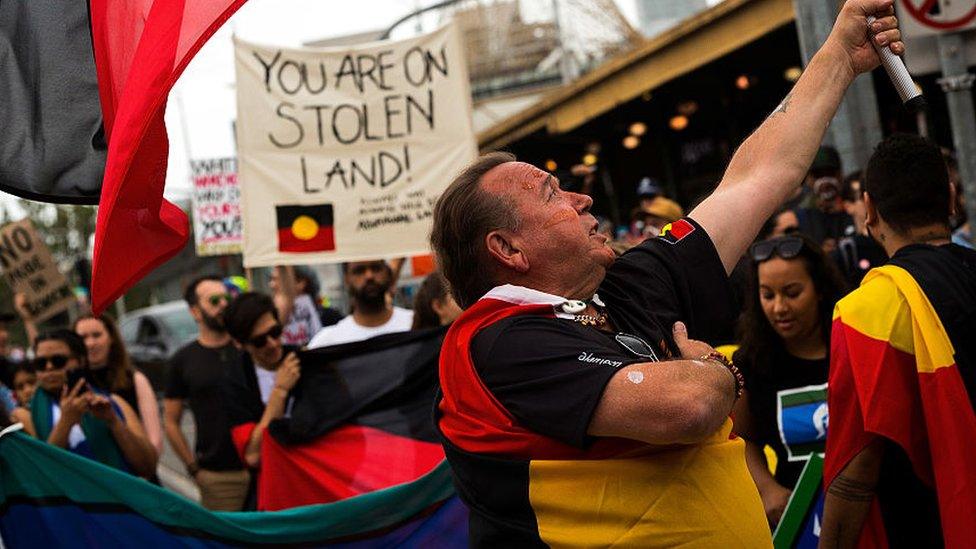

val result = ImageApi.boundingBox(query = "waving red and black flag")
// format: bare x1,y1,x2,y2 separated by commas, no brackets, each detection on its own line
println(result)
826,245,976,547
226,328,446,511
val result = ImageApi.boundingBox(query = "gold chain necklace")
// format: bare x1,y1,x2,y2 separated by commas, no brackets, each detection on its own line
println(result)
573,311,608,327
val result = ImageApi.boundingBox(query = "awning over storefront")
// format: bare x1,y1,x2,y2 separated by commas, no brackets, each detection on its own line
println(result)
478,0,795,151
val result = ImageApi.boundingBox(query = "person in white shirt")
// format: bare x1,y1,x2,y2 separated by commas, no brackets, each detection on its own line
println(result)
308,260,413,348
269,266,322,347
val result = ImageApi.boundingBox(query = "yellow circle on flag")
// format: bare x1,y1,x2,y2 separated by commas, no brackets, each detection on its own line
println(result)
291,215,319,241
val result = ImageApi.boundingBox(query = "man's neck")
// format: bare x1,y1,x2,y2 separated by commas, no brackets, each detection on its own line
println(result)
877,223,952,257
352,303,394,328
197,327,231,348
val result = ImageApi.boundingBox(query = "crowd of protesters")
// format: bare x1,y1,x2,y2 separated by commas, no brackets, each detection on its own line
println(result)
0,135,972,544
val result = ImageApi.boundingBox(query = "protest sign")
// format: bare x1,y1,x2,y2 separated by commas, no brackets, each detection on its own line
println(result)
191,157,243,256
0,220,74,322
234,23,477,267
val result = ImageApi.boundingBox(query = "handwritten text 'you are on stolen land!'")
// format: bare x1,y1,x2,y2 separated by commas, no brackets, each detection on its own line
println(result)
250,44,454,193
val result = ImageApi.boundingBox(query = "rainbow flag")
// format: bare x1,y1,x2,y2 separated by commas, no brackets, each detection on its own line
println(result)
0,426,466,547
825,263,976,547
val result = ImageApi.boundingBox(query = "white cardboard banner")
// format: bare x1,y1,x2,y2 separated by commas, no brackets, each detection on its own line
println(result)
191,157,243,257
234,24,477,267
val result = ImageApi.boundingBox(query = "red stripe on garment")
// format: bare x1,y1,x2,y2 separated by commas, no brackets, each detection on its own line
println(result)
438,298,639,460
826,320,930,485
826,319,976,548
256,424,444,511
230,422,256,465
918,371,976,548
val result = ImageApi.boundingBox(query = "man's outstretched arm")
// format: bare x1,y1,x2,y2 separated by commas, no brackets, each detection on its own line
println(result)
691,0,903,273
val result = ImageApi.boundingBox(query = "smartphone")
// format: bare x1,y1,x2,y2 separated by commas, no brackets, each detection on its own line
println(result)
65,368,92,393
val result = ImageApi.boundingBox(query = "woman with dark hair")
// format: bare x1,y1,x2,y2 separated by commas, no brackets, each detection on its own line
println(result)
411,272,462,330
732,235,848,526
74,314,163,454
9,330,157,477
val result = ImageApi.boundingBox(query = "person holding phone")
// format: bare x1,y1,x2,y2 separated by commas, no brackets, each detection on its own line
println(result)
9,330,157,478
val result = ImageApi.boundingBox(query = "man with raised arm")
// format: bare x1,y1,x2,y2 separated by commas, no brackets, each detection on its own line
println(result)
430,1,903,546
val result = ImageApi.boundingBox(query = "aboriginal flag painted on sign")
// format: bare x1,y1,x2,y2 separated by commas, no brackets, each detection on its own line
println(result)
276,204,335,253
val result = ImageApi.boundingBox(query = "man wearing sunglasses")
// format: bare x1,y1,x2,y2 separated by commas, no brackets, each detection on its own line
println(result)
430,1,904,545
308,259,413,349
822,135,976,547
163,275,249,511
221,293,301,474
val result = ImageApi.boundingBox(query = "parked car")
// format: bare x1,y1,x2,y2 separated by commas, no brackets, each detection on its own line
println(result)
119,301,198,390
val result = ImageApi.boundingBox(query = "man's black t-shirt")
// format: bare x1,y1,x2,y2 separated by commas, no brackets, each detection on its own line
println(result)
165,341,245,471
470,218,734,448
600,217,736,356
735,348,828,488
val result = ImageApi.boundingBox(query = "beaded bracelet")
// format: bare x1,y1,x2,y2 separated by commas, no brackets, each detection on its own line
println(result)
700,351,745,399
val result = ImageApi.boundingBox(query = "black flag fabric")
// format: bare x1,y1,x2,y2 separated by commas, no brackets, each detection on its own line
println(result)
224,327,448,510
0,0,106,204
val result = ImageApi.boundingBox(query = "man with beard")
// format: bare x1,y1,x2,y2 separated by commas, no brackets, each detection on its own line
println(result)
163,275,249,511
308,260,413,348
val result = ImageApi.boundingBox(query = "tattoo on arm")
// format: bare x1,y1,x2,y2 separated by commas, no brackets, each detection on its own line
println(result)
827,474,876,502
768,92,794,119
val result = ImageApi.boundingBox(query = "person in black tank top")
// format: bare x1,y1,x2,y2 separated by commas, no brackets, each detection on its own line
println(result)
74,314,163,458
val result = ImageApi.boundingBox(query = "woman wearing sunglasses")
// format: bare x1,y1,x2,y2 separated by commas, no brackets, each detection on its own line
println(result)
74,314,163,456
9,330,157,478
732,235,847,527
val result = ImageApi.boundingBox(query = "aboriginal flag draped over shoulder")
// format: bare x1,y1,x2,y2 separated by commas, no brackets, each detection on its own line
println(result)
0,425,466,547
227,328,447,511
825,252,976,548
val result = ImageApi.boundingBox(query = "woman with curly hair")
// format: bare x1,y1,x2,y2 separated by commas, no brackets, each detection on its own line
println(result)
732,234,848,527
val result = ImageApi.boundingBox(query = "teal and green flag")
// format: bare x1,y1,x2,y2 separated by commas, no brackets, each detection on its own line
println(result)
0,426,466,547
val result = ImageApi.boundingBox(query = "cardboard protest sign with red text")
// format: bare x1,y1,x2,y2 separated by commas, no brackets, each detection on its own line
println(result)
191,157,243,256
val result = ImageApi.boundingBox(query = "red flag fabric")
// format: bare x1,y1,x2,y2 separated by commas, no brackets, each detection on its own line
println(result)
825,264,976,547
88,0,247,314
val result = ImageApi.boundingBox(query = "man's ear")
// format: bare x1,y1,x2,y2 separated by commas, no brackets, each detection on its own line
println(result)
863,192,879,228
189,305,202,323
485,230,529,273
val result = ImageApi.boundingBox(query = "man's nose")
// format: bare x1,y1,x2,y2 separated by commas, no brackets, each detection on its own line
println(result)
571,192,593,213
